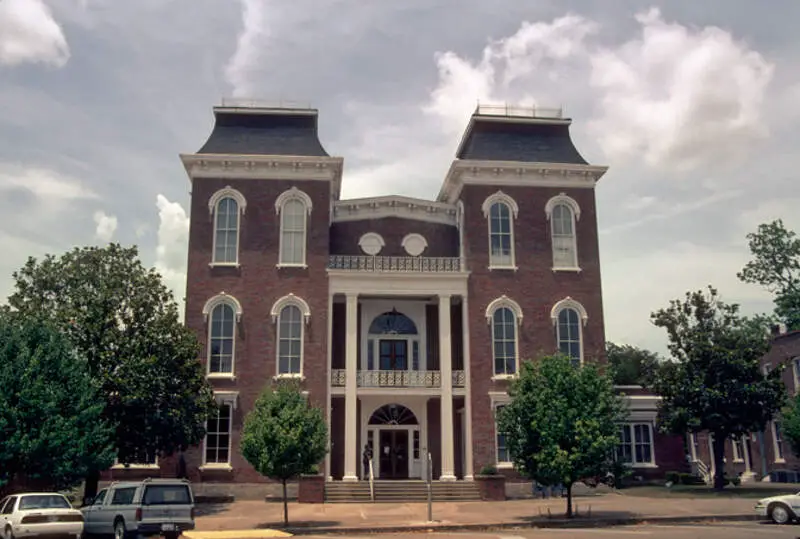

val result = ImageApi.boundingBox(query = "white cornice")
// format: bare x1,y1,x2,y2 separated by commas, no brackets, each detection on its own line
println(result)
333,195,458,226
180,154,344,200
328,270,470,296
436,160,608,204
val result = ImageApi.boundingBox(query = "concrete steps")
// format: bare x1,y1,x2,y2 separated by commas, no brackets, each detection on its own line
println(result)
324,480,481,503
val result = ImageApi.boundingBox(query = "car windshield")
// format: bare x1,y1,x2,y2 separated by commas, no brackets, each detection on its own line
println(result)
18,495,71,510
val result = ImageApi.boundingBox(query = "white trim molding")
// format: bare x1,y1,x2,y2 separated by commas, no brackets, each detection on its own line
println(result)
333,195,457,226
481,190,519,219
485,295,524,325
208,186,247,216
213,390,240,410
544,192,581,221
359,232,385,256
402,233,428,256
550,297,588,327
202,292,243,323
270,293,312,324
274,186,313,215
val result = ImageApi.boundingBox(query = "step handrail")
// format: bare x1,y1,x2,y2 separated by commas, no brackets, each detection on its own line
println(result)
368,457,375,502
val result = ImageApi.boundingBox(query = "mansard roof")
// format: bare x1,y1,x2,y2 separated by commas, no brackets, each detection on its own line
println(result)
455,105,588,165
197,105,330,157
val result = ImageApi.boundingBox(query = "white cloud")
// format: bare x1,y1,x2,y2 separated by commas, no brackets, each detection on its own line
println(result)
0,164,96,203
225,0,270,98
0,0,70,67
93,210,117,242
588,8,774,171
154,194,189,312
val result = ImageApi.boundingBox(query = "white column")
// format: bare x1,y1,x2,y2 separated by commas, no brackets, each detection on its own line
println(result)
325,292,333,481
462,294,474,480
343,293,359,481
439,294,456,481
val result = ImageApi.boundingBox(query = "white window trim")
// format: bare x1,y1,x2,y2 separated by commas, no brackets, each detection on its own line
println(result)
489,392,513,469
271,294,311,379
202,293,242,379
401,233,428,257
481,191,518,271
545,194,581,272
731,436,745,463
275,187,312,268
200,392,238,471
358,232,385,256
486,296,523,380
209,187,246,267
619,422,657,468
550,297,588,366
772,420,786,463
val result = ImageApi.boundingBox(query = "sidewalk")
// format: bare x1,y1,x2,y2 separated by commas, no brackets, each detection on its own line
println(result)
189,492,759,536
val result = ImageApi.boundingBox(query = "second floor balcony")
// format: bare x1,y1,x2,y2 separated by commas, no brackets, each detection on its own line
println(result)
328,255,462,273
332,369,466,389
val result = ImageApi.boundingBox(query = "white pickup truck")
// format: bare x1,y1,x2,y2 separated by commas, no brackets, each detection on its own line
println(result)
80,479,195,539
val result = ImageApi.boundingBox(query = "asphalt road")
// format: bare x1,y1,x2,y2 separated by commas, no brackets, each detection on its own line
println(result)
301,522,800,538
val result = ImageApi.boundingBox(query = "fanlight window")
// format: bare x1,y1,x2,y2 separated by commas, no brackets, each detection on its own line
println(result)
368,404,418,425
368,309,418,335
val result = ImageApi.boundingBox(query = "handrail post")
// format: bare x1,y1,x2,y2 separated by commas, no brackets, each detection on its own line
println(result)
369,458,375,502
427,451,433,522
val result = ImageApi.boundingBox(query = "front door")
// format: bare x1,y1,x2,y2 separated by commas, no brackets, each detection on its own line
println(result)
379,340,408,370
378,430,409,479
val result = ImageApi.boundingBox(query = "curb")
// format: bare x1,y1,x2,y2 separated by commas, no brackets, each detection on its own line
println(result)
282,513,760,536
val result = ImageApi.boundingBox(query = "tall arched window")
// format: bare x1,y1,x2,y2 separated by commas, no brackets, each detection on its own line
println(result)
557,308,581,366
493,307,517,376
209,303,235,374
482,191,518,269
214,197,239,264
278,305,303,375
276,187,312,267
551,204,577,268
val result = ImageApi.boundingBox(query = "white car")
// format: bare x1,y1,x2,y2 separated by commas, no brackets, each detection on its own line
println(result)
0,493,84,539
755,491,800,524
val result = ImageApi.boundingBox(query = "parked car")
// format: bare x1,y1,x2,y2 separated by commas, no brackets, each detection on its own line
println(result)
80,478,195,539
1,492,84,539
754,491,800,524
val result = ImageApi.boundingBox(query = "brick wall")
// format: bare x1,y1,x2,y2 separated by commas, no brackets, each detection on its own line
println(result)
330,218,458,257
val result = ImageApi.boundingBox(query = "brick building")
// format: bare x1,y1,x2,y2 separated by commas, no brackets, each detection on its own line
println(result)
104,102,682,497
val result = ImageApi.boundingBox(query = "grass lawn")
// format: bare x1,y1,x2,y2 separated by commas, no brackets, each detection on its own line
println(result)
619,484,800,499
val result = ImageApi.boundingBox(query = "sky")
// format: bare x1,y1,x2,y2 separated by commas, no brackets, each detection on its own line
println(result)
1,0,799,356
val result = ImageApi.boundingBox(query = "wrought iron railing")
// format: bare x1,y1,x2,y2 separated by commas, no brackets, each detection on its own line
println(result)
331,369,466,388
327,255,461,273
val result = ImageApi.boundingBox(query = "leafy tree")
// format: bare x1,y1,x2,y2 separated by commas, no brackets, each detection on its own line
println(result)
782,396,800,458
606,342,661,386
240,381,328,527
497,355,626,518
738,219,800,330
649,286,786,490
6,244,217,498
0,312,115,494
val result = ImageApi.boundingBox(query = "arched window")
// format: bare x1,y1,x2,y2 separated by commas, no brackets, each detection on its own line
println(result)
276,187,312,267
492,307,518,376
482,191,518,269
277,305,304,375
550,297,588,367
209,187,246,266
209,303,235,374
546,194,580,270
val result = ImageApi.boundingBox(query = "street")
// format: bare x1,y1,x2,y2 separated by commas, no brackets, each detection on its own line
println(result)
301,522,800,538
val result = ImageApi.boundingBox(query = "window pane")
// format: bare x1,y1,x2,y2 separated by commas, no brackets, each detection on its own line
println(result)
492,307,517,375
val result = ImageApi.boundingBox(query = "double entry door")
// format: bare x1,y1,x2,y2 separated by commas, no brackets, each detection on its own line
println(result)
378,430,409,479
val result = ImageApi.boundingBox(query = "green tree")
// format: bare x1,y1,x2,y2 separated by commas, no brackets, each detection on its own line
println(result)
606,342,661,386
649,286,786,490
0,312,115,494
240,382,328,527
782,396,800,458
738,219,800,330
6,244,217,498
497,355,626,518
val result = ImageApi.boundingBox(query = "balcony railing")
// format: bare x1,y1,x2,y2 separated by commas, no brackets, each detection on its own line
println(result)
328,255,461,273
331,369,466,388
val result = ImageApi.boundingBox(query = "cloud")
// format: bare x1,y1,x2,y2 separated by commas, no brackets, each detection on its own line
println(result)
0,0,70,67
93,210,117,242
588,8,774,171
154,194,189,312
0,164,96,203
225,0,270,98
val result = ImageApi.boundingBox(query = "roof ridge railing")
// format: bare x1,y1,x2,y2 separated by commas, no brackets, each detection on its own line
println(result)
219,98,314,110
475,101,563,119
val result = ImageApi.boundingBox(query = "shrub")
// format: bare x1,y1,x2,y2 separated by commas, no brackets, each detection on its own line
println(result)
479,464,498,475
665,471,680,484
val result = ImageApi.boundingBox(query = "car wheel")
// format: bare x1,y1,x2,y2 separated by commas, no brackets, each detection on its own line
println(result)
769,503,793,524
114,520,127,539
3,525,13,539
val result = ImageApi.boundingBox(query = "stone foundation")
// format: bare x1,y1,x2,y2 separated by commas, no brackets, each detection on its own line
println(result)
475,474,506,501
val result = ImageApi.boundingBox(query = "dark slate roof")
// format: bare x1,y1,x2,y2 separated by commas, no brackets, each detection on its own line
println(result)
456,115,588,164
197,108,329,156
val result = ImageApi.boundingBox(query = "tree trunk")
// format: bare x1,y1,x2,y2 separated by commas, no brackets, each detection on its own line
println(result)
83,469,100,503
282,479,288,527
565,482,573,518
712,433,726,491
